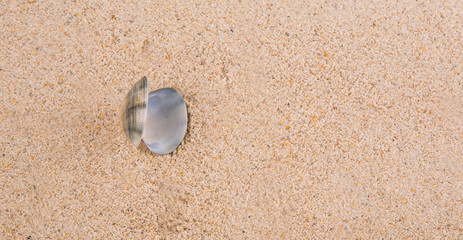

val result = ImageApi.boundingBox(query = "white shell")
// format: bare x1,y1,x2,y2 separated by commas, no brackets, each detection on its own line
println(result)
142,88,188,154
122,77,188,155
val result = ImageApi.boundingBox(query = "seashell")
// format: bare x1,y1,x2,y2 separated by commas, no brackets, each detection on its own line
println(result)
121,76,148,146
122,77,188,155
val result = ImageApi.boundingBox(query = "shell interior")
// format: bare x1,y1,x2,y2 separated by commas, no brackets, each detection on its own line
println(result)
142,88,188,155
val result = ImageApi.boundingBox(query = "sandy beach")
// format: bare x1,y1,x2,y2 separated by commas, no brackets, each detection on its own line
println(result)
1,0,462,238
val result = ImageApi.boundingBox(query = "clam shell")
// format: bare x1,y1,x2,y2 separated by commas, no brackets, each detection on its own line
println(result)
121,76,148,146
142,88,188,155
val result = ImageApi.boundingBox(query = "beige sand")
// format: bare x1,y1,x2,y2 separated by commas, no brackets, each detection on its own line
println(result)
1,0,463,238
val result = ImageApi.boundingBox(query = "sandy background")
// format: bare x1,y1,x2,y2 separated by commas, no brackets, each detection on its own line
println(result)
1,0,463,239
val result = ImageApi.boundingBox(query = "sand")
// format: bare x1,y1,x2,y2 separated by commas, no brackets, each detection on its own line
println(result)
1,0,462,238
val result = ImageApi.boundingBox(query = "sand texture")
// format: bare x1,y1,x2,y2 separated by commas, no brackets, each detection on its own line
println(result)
1,0,463,239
